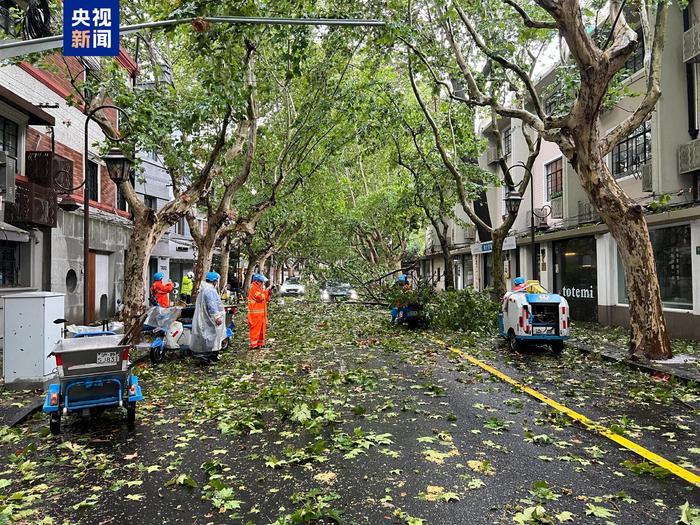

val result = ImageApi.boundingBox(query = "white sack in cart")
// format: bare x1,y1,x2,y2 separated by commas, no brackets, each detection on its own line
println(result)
67,321,124,336
144,306,181,331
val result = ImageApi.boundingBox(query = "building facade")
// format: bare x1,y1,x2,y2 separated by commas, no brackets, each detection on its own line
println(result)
0,53,198,347
421,5,700,339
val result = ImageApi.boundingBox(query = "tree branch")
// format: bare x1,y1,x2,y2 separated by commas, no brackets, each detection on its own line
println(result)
502,0,557,29
600,0,668,155
453,3,546,121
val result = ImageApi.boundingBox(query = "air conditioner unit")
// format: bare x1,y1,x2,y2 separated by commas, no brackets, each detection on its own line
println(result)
678,139,700,174
683,24,700,63
486,147,499,165
0,151,14,204
641,163,652,192
463,227,475,243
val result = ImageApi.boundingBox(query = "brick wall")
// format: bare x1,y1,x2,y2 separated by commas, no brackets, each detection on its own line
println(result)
19,58,119,129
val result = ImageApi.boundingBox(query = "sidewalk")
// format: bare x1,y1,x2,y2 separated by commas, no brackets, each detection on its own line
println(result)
569,323,700,383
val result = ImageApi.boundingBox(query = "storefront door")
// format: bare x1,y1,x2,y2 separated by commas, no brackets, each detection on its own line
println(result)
553,237,598,321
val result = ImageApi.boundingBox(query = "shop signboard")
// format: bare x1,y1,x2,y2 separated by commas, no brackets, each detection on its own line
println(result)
470,236,516,255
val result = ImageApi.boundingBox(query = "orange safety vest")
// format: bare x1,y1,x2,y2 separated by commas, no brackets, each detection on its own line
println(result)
151,280,174,308
248,281,268,349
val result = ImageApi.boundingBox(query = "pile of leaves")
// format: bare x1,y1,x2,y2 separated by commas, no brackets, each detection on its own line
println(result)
426,287,499,334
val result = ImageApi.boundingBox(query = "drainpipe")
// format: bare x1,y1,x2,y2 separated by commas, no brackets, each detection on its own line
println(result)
684,1,698,140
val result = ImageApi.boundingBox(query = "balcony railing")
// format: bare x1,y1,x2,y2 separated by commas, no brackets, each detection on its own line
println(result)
5,179,57,227
25,151,73,191
550,195,563,219
577,200,599,225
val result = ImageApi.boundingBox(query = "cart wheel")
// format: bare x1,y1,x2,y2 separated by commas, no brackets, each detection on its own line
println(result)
149,345,166,364
507,330,520,352
50,413,61,435
220,337,230,351
550,341,564,354
126,402,136,426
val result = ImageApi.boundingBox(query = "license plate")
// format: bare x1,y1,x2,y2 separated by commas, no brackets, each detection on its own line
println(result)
96,352,118,365
533,326,555,335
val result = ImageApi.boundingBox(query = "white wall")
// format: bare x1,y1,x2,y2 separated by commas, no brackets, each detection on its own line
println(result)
0,64,107,157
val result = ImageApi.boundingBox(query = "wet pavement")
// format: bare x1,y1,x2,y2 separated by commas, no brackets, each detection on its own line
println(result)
0,303,698,524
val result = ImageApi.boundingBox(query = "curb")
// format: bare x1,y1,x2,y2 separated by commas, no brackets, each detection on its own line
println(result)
567,340,700,384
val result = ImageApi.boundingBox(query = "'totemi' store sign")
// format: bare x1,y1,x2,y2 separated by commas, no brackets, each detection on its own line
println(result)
561,286,595,300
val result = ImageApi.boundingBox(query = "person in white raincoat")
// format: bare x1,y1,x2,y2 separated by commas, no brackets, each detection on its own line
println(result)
191,271,225,362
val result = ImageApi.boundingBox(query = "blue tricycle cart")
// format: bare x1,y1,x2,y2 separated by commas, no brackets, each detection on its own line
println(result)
43,332,143,435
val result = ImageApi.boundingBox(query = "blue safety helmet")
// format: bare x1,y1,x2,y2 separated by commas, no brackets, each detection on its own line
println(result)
206,271,220,282
398,274,408,284
154,272,164,281
514,277,525,286
252,273,264,283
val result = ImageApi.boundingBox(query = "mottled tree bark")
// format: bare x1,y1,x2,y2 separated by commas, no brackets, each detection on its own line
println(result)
218,236,232,292
571,135,671,359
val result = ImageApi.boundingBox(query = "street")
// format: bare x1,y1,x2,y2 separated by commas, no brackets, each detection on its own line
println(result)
1,302,698,524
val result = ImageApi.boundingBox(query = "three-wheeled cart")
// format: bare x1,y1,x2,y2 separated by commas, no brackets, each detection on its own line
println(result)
43,333,143,434
498,281,570,353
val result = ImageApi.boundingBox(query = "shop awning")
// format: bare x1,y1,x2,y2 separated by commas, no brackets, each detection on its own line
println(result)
0,85,55,126
0,221,30,242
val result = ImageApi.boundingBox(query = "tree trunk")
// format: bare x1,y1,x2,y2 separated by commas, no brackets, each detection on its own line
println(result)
191,233,217,300
573,139,671,359
490,230,507,300
243,256,257,294
218,237,232,292
439,239,454,291
121,220,156,337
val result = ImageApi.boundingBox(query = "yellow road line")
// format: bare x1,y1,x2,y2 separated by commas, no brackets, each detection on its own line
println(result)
429,336,700,488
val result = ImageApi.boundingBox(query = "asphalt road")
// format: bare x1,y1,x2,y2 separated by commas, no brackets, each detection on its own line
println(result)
0,302,698,524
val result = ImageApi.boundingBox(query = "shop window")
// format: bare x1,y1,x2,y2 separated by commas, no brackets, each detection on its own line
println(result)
0,241,21,287
0,115,18,174
503,128,512,157
545,158,563,201
463,256,473,287
483,252,493,289
611,120,651,179
86,159,99,201
553,237,598,321
618,224,692,309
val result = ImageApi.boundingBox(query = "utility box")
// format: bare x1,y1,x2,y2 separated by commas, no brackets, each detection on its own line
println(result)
3,292,64,388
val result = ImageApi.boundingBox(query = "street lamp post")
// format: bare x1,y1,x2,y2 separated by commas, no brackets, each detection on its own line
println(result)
82,106,132,324
503,162,551,281
55,104,132,324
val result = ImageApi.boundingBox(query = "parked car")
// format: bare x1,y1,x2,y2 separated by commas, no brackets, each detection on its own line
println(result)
320,281,359,302
279,276,306,297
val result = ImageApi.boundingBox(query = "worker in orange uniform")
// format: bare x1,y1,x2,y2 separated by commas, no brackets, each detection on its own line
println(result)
150,272,174,308
248,273,270,349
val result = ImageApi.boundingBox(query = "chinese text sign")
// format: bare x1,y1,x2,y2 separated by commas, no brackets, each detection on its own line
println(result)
63,0,119,56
